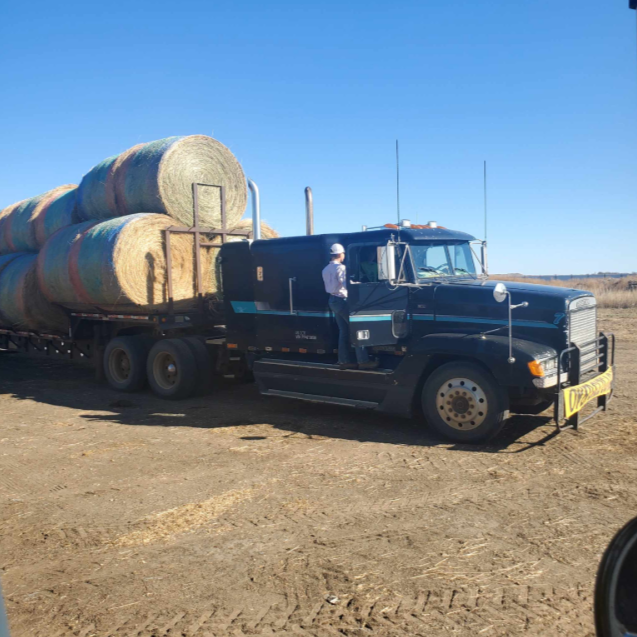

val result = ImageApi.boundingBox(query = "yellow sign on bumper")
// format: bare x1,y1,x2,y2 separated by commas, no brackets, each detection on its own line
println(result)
563,367,614,419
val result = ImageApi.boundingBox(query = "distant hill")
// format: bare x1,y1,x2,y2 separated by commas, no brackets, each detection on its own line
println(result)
499,273,636,281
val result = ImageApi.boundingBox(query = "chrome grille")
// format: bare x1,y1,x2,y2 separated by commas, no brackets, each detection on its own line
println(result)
568,297,598,373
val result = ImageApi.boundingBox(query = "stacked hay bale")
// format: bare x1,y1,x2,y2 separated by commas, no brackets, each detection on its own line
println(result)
0,201,23,255
0,185,78,254
76,135,247,228
0,134,277,333
0,253,69,333
37,214,217,313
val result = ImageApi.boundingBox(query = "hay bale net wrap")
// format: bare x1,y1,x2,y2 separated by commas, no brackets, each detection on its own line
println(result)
37,220,101,308
76,144,146,221
66,213,217,312
76,154,119,221
0,253,69,333
0,253,26,277
34,186,79,248
76,135,247,228
1,185,77,253
0,201,24,255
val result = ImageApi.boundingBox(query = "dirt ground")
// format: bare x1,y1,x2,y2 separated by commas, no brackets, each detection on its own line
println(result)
1,309,635,637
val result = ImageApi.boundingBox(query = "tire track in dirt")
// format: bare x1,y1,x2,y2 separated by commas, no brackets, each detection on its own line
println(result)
27,585,589,636
25,469,608,556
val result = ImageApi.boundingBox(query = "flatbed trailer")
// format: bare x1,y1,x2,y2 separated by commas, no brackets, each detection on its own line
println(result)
0,183,253,394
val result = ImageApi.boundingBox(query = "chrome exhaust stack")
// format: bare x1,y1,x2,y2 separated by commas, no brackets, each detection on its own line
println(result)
305,187,314,235
247,178,261,240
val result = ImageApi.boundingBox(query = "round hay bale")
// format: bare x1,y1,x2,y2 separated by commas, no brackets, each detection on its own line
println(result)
67,213,217,312
228,219,279,241
0,253,69,333
76,136,247,228
33,185,79,248
0,253,26,276
76,154,120,221
112,143,147,216
37,220,100,307
0,201,24,255
2,185,77,253
3,197,43,252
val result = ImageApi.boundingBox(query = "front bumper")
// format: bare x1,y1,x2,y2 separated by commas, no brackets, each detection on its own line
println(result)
552,332,615,431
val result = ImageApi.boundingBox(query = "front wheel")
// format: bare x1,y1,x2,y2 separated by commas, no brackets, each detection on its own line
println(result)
422,362,509,443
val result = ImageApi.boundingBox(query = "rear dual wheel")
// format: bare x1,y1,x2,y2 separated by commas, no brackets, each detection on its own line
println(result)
147,337,212,400
422,362,509,443
104,336,150,392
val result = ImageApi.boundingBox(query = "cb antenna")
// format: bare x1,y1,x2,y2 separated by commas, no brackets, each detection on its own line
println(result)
396,140,401,224
483,160,488,242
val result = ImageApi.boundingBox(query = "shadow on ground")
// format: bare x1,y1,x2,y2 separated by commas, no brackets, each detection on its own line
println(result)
0,353,560,453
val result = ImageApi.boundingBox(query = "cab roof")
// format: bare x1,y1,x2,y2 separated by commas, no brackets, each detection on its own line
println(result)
252,226,477,249
343,226,477,243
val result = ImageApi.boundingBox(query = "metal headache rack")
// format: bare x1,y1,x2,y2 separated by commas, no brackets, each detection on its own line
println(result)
164,182,251,316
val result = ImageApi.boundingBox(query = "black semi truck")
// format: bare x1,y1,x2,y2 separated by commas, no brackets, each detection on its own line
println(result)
0,186,614,443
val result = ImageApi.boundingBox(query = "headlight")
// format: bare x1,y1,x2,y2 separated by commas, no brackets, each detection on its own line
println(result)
528,356,560,388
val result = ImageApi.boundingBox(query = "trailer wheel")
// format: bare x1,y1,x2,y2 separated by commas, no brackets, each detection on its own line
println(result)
147,338,197,400
181,337,213,396
104,336,150,392
422,362,509,443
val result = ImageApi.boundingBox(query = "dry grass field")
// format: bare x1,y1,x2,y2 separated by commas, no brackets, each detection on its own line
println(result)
491,275,637,308
0,308,636,636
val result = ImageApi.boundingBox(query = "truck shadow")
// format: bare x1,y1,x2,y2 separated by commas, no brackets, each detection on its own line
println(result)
0,355,560,453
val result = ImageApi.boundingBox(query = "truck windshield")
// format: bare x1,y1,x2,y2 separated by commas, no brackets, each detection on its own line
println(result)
409,241,478,280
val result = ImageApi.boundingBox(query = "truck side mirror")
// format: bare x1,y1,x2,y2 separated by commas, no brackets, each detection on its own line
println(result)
595,516,637,637
378,244,396,281
493,282,508,303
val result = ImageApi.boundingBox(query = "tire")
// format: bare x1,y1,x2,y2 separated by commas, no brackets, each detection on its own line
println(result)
511,399,553,415
181,336,213,396
422,362,509,443
147,338,197,400
594,515,637,637
103,336,150,392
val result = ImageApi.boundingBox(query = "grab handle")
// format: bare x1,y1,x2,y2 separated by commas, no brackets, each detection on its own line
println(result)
289,277,297,315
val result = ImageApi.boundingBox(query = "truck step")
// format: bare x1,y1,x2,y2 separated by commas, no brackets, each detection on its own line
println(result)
258,358,393,374
261,389,379,410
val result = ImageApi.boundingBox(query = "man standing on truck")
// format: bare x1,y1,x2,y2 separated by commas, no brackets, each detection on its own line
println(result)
323,244,378,370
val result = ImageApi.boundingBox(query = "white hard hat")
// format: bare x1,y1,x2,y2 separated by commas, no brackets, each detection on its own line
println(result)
330,243,345,255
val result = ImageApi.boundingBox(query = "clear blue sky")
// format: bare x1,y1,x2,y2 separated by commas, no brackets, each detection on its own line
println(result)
1,0,635,275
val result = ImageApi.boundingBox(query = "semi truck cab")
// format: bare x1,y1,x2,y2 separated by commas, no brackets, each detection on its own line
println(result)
221,221,614,443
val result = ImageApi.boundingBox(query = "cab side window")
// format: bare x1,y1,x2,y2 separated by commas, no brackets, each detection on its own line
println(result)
348,245,380,283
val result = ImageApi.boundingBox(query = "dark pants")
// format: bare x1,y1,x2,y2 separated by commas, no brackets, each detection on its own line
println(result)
328,296,369,365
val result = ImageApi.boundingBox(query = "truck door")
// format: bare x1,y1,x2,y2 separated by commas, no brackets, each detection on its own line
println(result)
347,243,410,347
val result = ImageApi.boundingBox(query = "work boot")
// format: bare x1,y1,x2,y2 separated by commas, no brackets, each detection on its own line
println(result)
339,362,358,370
358,360,380,370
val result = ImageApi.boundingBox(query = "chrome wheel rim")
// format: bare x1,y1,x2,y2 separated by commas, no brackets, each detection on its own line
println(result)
153,352,179,390
109,348,131,382
436,377,488,431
